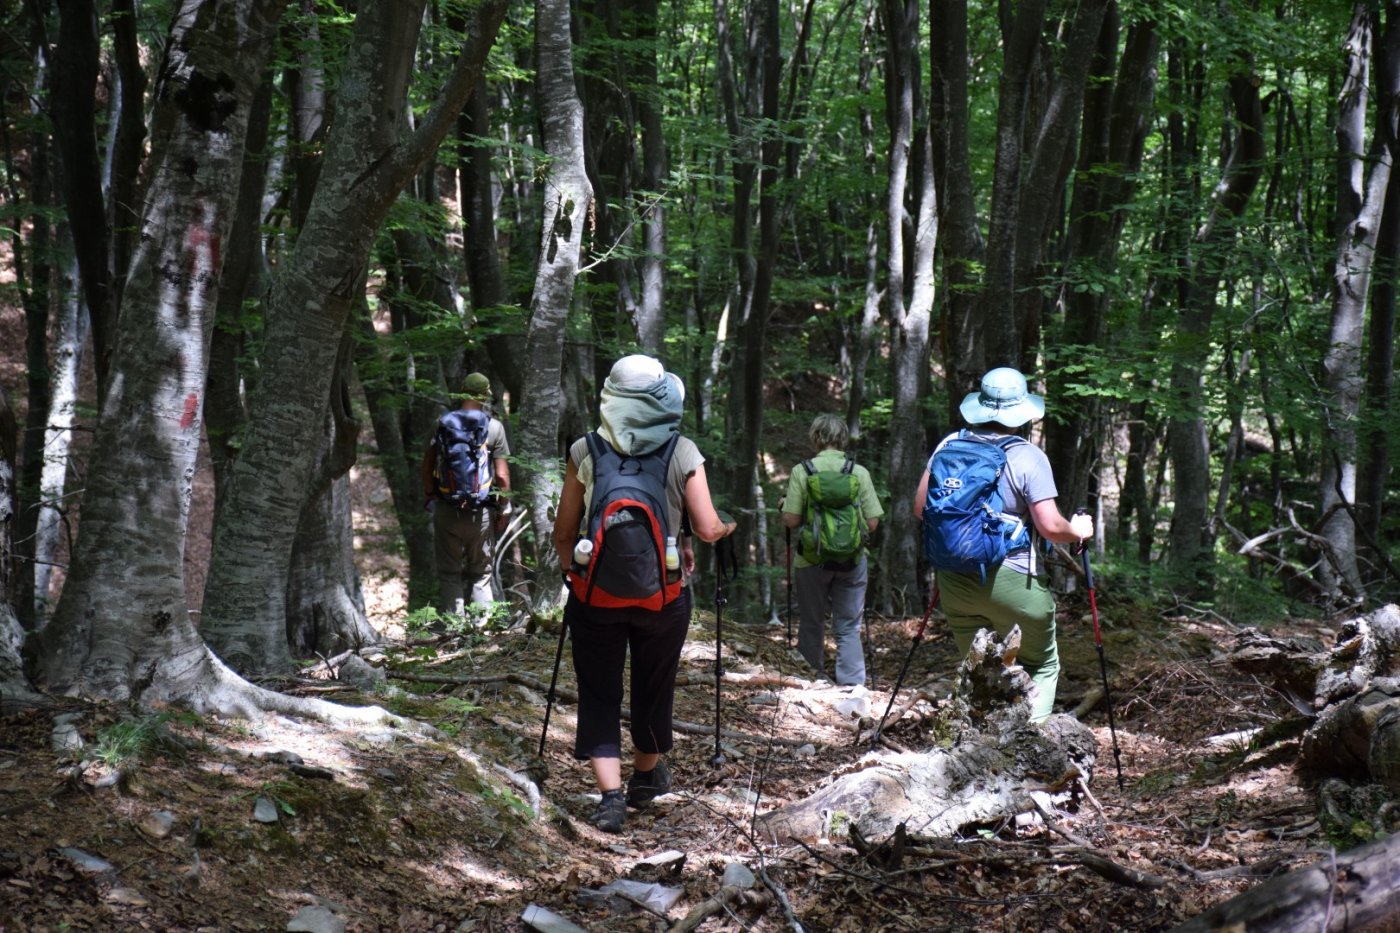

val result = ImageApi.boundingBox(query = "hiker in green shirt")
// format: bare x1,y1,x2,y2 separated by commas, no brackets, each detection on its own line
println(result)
782,414,883,686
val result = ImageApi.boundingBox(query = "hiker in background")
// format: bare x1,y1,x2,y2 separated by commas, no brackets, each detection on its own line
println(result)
914,367,1093,722
782,414,883,687
421,372,512,616
552,354,737,834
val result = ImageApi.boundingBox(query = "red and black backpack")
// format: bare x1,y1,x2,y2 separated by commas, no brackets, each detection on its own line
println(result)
567,432,683,610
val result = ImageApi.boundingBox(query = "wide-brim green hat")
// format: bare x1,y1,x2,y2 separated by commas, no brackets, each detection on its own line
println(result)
959,367,1045,427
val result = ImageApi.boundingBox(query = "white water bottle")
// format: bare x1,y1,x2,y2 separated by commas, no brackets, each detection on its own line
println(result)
664,536,680,571
573,538,594,571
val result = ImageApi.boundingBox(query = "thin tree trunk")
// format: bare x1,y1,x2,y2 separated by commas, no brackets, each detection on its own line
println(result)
1360,133,1398,568
1318,1,1400,601
1045,14,1158,517
517,0,593,615
931,0,985,419
882,0,937,607
634,0,667,353
206,70,275,511
12,35,54,629
846,1,883,439
48,0,116,397
1166,71,1265,586
31,254,86,624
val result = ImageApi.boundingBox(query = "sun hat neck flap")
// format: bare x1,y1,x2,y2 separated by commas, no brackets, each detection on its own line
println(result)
959,367,1045,427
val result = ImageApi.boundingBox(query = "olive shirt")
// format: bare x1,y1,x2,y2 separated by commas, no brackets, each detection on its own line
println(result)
782,449,885,570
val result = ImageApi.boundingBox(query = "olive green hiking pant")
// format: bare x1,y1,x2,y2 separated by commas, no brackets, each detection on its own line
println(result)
937,565,1058,722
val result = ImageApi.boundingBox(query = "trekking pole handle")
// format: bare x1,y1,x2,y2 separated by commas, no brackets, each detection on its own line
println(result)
1073,507,1095,586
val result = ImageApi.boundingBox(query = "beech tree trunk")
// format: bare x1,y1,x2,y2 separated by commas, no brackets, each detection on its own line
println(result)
198,0,508,674
1044,14,1159,515
31,258,87,623
1318,2,1400,602
32,0,292,700
517,0,594,614
1166,70,1264,587
931,0,986,417
881,0,938,606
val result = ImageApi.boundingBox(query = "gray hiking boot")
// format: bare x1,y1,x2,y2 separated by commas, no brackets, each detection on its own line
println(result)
626,760,673,809
589,790,626,833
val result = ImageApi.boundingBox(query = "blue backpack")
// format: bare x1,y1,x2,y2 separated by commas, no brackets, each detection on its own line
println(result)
921,431,1031,582
432,408,493,508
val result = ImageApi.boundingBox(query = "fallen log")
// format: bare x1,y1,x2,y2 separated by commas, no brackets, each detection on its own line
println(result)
1169,831,1400,932
757,628,1098,843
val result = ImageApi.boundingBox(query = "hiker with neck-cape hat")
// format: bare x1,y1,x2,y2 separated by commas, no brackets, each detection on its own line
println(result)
914,367,1093,723
552,354,737,833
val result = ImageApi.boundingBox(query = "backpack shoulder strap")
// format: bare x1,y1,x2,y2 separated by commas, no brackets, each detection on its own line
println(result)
841,455,855,475
585,430,612,463
800,459,816,476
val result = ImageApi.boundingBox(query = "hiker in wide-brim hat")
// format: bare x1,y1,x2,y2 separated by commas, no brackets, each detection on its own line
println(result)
914,367,1092,723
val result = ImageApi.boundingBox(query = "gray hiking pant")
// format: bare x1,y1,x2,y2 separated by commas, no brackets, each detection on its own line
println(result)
794,556,868,686
432,503,495,612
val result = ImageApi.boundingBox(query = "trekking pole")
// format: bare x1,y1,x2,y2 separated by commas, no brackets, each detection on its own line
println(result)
712,520,740,767
1079,537,1126,790
536,610,571,773
785,526,794,650
871,581,939,748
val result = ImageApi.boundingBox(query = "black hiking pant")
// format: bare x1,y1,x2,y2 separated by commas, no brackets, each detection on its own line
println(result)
566,586,692,761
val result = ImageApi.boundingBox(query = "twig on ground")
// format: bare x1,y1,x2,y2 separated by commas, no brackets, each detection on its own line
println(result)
1164,852,1293,882
670,887,771,932
757,863,805,932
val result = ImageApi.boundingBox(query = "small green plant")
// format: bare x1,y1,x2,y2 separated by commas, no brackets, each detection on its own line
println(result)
434,696,482,736
91,711,195,769
253,780,299,818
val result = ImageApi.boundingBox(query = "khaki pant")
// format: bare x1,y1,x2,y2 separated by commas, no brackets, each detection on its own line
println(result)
938,564,1057,722
432,503,495,612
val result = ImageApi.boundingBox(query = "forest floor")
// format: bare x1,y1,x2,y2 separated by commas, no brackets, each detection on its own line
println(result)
0,574,1355,932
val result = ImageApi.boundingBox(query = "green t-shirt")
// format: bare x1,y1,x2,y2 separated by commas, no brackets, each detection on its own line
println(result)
782,449,884,569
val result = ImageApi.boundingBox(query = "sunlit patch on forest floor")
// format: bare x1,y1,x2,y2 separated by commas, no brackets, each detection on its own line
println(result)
0,582,1360,931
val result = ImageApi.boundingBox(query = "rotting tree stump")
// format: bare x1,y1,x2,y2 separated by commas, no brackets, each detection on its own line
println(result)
758,627,1098,844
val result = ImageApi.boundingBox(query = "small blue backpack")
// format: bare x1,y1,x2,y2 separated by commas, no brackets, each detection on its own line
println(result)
921,431,1031,582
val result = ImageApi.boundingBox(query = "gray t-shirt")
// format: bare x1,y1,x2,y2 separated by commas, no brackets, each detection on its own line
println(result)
929,430,1057,575
569,433,705,537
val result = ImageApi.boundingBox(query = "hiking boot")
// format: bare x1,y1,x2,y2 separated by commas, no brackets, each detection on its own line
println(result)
626,760,673,809
588,790,626,833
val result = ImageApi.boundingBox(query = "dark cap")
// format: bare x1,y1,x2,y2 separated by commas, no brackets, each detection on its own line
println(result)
462,372,491,402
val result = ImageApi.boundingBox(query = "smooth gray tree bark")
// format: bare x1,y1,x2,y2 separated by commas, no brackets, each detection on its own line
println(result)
32,0,295,702
1165,72,1264,586
881,0,938,607
517,0,594,615
1317,2,1400,602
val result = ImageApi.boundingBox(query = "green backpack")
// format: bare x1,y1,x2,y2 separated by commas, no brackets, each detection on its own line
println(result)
799,456,865,566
